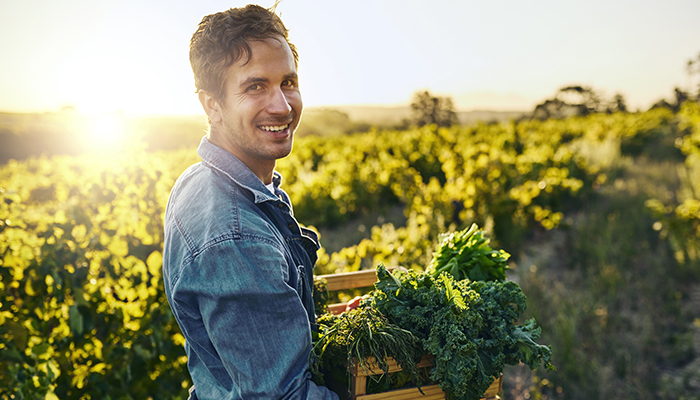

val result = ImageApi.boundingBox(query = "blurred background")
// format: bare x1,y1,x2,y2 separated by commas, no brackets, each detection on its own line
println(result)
1,1,700,399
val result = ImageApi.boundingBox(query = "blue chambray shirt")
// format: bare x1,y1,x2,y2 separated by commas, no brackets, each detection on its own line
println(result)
162,137,339,400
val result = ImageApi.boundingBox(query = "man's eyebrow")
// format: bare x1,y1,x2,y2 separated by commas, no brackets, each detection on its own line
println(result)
239,76,268,88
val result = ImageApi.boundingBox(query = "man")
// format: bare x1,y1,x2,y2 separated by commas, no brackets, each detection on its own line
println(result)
162,4,339,399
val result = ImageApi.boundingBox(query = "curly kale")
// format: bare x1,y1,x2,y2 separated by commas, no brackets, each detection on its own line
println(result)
372,264,555,400
426,223,510,282
507,318,555,371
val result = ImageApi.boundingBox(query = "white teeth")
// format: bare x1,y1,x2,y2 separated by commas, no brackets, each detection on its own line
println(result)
260,124,289,132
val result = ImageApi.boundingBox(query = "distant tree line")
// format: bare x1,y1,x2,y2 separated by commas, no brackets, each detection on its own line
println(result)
407,50,700,126
408,90,458,128
531,85,627,120
532,52,700,120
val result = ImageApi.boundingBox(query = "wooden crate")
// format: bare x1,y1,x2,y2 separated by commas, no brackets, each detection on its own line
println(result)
316,269,504,400
348,355,502,400
317,268,399,315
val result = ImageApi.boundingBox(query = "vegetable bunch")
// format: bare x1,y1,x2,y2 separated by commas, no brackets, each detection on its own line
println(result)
310,305,425,391
426,223,510,282
372,264,555,400
310,224,554,400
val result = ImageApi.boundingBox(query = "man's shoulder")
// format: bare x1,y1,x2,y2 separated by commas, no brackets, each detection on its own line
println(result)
170,162,245,207
165,162,276,249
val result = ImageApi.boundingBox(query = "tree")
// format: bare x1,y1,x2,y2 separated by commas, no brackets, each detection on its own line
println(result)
607,93,628,113
557,85,602,112
532,85,603,120
687,51,700,101
649,87,689,113
410,90,458,127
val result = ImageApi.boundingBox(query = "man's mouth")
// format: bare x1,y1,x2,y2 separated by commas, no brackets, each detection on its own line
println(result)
259,123,290,132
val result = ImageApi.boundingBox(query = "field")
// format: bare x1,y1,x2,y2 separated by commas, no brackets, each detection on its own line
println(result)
1,103,700,399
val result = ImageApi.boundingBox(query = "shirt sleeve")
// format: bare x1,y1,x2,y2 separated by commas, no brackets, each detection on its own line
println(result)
171,237,339,400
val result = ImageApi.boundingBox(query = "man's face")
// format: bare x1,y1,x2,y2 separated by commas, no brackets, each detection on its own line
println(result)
211,36,302,177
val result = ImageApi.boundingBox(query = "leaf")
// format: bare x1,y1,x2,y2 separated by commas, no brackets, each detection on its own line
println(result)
31,342,50,357
5,320,27,351
375,263,402,294
69,304,84,335
45,389,60,400
443,277,466,311
428,224,510,282
146,250,163,276
0,346,24,363
47,359,60,380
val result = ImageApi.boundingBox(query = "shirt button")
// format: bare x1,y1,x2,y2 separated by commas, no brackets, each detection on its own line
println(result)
288,223,295,229
277,203,285,209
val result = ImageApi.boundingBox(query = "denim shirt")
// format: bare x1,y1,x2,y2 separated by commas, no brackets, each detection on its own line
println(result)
162,137,338,400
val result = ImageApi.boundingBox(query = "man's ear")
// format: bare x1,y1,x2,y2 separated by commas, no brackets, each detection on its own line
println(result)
198,90,223,124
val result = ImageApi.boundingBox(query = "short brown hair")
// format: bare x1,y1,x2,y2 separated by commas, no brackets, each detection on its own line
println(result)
189,4,299,101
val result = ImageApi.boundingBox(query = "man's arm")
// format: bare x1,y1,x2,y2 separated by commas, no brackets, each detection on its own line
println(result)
171,238,338,400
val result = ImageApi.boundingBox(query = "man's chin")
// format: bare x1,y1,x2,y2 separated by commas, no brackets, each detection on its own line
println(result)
268,141,294,161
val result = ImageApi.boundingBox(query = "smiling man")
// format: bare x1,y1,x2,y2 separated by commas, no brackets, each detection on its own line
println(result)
162,5,338,400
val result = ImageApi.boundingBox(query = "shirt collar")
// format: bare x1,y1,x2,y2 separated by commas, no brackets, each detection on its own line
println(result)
196,136,282,204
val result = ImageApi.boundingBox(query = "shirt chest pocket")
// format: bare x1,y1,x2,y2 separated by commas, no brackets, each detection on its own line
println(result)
278,240,309,294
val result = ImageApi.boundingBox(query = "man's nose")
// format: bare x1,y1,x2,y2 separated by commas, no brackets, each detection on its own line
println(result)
267,87,292,115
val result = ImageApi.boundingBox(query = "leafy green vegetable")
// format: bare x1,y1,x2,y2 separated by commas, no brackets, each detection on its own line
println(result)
426,223,510,282
310,222,554,400
309,304,425,395
313,277,330,317
508,318,555,371
372,264,555,400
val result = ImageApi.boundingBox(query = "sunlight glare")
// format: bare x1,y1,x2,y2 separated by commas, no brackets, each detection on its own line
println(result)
84,113,127,152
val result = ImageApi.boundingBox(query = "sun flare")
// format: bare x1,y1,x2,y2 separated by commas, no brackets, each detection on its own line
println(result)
83,113,128,152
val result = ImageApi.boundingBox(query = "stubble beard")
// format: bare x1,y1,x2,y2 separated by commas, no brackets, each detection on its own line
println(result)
223,118,295,162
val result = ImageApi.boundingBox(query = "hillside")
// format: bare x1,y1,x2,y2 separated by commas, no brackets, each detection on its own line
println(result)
311,105,528,126
0,107,528,163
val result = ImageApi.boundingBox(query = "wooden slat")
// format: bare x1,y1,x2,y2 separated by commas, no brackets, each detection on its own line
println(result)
354,375,367,396
350,358,502,400
356,384,445,400
355,380,502,400
350,356,435,377
317,267,398,291
484,374,503,397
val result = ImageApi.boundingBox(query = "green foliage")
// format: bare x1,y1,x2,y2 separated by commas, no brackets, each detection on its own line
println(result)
371,265,554,400
0,103,698,398
426,223,510,282
645,101,700,277
310,305,424,394
285,110,679,273
0,150,196,399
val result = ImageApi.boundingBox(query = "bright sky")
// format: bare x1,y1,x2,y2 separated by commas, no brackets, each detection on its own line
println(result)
1,0,699,115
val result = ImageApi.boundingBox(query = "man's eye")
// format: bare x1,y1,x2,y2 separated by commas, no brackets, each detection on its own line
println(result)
282,80,296,88
247,84,262,92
